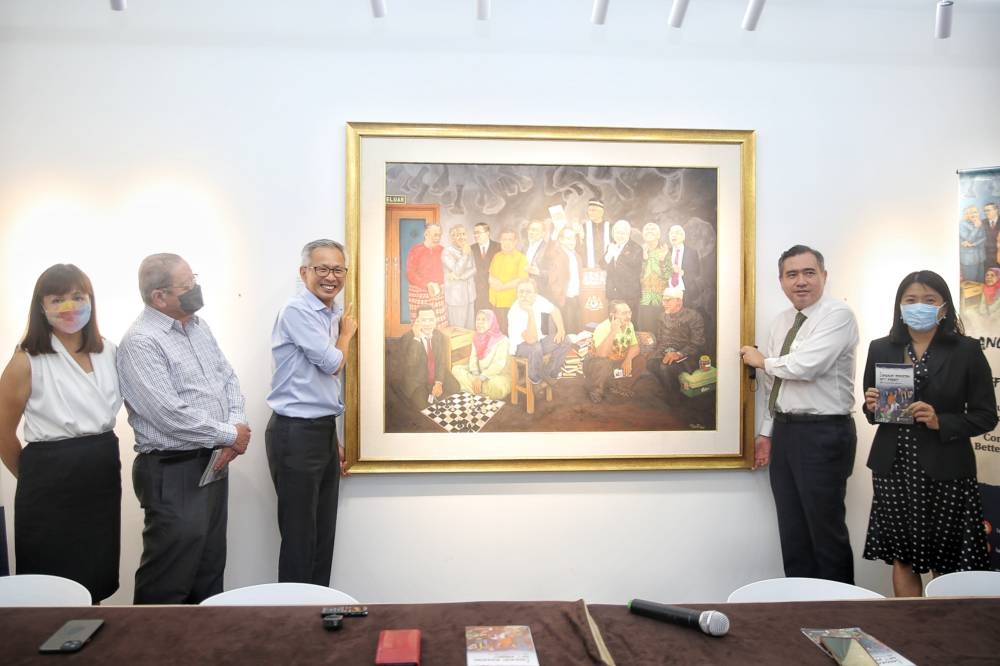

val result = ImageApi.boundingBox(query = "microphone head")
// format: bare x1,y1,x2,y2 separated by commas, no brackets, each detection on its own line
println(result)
698,610,730,636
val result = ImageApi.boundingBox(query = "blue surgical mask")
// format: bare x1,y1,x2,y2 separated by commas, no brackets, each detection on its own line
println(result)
900,303,943,331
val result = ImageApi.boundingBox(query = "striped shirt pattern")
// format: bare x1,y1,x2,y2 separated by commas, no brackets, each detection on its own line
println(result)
266,289,345,419
117,306,246,453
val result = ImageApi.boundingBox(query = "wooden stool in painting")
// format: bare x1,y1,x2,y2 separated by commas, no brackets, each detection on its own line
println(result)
510,355,552,415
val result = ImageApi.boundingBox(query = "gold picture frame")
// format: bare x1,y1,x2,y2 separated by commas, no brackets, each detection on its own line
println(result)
344,122,756,473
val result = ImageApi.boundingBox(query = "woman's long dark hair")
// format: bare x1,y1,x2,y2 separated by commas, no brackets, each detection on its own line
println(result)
19,264,104,355
888,270,963,344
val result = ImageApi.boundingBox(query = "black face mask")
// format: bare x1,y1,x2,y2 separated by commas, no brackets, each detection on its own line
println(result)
178,284,204,314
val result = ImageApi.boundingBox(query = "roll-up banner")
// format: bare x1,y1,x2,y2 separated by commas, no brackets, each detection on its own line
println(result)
957,165,1000,569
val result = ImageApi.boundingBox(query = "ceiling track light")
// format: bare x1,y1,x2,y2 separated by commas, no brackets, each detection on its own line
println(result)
935,0,954,39
741,0,766,31
110,0,126,10
592,0,610,25
370,0,387,19
668,0,690,28
476,0,491,21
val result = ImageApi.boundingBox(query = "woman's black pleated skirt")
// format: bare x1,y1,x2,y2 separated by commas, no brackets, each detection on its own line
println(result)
15,431,121,602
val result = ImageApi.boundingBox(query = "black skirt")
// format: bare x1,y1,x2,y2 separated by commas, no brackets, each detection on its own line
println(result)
15,431,122,602
863,425,989,574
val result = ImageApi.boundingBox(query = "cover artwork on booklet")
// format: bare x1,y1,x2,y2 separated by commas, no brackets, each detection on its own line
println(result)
874,363,915,424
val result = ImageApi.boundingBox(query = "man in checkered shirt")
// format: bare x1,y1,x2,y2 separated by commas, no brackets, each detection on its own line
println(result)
118,253,251,604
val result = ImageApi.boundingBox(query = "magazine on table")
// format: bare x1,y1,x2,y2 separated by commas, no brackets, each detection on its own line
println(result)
801,627,916,665
465,625,539,666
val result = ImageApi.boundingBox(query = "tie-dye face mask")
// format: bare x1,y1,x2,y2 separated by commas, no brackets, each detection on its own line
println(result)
44,299,92,334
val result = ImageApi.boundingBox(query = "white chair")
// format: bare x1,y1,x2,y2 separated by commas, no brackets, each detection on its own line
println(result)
727,577,885,603
0,574,92,606
200,582,359,606
924,570,1000,597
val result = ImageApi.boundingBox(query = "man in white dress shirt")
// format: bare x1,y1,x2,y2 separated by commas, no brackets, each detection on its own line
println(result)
739,245,859,584
508,279,570,390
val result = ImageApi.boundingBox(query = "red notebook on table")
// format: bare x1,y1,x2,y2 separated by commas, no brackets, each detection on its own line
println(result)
375,629,421,666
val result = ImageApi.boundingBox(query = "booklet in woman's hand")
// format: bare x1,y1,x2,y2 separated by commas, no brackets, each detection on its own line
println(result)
875,363,915,424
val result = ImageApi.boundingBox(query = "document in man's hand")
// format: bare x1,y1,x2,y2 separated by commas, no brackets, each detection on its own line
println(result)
198,450,229,487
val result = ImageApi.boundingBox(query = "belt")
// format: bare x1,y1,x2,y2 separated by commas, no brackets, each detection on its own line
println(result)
774,412,850,424
273,413,337,424
145,448,214,464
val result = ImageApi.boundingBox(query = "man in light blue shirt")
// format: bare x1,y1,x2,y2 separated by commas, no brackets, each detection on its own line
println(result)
266,239,357,585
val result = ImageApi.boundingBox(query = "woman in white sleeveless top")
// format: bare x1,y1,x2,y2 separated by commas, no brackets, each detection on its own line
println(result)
0,264,122,603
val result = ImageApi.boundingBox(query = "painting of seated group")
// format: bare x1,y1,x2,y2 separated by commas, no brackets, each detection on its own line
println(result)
383,161,719,435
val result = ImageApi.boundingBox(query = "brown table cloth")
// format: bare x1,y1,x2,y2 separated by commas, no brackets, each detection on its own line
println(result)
6,597,999,664
588,598,1000,665
0,600,609,665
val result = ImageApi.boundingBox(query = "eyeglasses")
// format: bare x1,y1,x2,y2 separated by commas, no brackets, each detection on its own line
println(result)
159,274,198,292
309,265,348,278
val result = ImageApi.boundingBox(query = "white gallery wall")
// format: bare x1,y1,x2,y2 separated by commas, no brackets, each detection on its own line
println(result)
1,0,999,605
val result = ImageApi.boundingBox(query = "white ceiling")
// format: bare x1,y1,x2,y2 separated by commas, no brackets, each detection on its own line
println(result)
1,1,999,67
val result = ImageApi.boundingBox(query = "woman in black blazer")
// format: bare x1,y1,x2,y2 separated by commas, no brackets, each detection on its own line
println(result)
861,270,997,597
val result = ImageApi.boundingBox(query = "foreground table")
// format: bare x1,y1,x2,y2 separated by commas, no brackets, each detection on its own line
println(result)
0,600,610,665
588,597,1000,665
6,597,998,664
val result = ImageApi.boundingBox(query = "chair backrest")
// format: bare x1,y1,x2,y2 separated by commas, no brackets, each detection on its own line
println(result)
200,583,359,606
727,577,885,603
924,570,1000,597
0,574,92,607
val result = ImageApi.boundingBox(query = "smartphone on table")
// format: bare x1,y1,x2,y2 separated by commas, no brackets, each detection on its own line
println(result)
39,619,104,653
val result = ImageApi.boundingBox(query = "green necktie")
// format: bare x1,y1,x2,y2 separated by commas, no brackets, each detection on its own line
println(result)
768,311,807,417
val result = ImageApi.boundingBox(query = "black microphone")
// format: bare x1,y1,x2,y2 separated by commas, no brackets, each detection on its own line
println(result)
628,598,730,637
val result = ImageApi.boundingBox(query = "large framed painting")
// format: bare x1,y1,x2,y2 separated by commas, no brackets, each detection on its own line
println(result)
344,122,755,473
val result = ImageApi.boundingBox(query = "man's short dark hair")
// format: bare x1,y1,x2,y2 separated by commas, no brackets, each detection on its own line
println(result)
415,306,436,318
778,245,825,276
608,299,628,317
